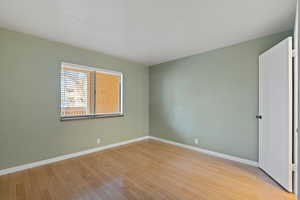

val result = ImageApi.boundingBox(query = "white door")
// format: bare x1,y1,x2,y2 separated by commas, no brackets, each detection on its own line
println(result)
258,37,293,192
293,1,299,194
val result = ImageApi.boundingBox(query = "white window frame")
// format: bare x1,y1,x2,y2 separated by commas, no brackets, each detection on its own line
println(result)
60,62,124,120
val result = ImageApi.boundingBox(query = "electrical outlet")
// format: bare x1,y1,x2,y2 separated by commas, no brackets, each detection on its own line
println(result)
194,138,199,145
97,138,101,144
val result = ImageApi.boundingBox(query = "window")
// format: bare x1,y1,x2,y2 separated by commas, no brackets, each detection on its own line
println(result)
60,63,123,120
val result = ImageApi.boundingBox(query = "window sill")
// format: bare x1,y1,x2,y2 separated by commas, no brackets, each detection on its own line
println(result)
60,113,124,121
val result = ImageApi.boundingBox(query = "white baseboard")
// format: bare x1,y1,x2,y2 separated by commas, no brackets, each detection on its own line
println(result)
0,135,258,176
0,136,149,176
149,136,259,167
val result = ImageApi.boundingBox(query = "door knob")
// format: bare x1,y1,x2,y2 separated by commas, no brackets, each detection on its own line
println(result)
256,115,262,119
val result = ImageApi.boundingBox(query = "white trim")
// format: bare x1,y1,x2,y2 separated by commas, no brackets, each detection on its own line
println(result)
61,62,123,76
0,136,149,176
119,72,124,114
149,136,259,167
293,1,299,194
0,135,259,176
60,62,124,119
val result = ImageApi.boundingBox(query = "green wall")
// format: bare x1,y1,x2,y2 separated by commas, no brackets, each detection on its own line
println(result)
149,31,291,162
0,28,149,170
0,27,293,170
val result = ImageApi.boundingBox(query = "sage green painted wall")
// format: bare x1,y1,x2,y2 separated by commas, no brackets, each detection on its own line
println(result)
149,31,291,162
0,28,149,170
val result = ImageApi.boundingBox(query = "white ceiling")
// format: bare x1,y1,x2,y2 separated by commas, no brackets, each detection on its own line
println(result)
0,0,296,65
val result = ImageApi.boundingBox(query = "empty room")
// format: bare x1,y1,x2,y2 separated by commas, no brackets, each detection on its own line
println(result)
0,0,299,200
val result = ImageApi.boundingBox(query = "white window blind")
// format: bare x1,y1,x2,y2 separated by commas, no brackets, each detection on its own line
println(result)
60,68,90,117
61,70,88,108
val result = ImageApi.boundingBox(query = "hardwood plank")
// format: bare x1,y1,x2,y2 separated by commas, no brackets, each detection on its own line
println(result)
0,140,296,200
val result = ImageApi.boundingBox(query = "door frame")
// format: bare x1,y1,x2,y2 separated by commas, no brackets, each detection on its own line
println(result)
293,0,299,194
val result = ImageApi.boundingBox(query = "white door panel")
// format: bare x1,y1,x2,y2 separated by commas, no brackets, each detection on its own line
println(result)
258,37,293,192
293,1,298,194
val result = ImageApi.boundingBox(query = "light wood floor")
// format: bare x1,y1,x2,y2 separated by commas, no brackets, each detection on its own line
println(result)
0,139,296,200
